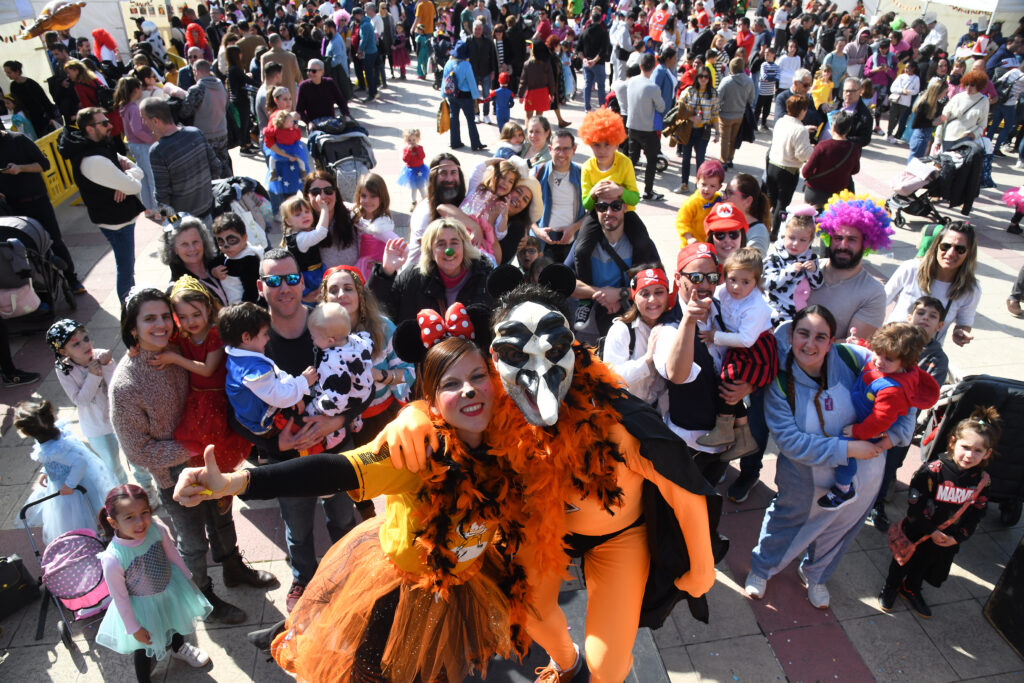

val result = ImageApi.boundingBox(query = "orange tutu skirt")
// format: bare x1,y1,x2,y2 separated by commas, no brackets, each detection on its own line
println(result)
524,87,550,112
173,388,251,472
271,516,514,683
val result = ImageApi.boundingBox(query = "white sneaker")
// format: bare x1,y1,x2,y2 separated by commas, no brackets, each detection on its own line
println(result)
170,642,210,668
797,565,830,609
744,572,767,599
485,114,494,124
1016,160,1024,170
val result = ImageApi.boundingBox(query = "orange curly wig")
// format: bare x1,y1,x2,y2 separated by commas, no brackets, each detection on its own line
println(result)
578,107,627,147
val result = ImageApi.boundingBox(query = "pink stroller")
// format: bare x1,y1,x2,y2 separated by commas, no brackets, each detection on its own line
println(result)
19,486,110,650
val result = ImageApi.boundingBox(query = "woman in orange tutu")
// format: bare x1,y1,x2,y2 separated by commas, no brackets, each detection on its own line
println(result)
155,276,251,478
171,305,533,682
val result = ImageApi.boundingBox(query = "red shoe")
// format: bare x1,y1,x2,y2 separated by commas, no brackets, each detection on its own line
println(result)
286,581,306,613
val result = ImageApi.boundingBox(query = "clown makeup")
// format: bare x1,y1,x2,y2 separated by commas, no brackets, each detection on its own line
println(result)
491,302,574,427
59,328,95,366
433,351,494,448
951,428,992,470
724,268,757,301
635,285,669,326
173,299,212,341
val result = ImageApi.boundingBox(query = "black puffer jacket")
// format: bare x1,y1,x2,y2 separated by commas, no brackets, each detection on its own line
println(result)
368,257,494,326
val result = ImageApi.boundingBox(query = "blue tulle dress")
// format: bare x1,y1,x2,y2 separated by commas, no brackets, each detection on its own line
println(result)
397,163,429,191
264,142,312,197
96,523,212,659
24,428,118,544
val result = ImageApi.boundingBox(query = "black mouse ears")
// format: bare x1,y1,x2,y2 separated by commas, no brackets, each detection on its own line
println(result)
487,263,576,299
392,303,494,365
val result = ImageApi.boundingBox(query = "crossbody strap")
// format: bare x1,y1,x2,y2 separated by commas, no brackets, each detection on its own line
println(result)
912,471,990,546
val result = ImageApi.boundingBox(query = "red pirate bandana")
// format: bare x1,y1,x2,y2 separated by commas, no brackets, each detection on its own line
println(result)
630,267,669,296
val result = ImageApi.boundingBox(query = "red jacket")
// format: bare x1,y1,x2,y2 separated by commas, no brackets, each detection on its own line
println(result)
851,359,940,440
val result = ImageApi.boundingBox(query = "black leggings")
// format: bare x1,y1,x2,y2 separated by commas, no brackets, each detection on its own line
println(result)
0,317,15,375
717,392,749,417
351,587,401,681
134,633,184,682
754,93,774,126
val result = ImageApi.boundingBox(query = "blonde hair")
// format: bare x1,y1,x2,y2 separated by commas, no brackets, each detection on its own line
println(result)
353,172,392,221
403,128,421,144
308,302,352,341
418,219,481,276
279,194,314,242
271,109,292,128
785,214,816,238
722,247,764,286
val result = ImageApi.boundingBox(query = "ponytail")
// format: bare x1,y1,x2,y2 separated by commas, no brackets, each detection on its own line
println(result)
948,405,1002,459
99,484,151,538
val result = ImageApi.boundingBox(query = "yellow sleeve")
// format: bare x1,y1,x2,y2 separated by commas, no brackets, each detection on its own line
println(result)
611,152,640,209
675,197,695,245
581,159,597,211
343,447,422,501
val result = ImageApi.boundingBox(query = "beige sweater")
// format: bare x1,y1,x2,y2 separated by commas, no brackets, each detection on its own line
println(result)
109,350,190,489
769,114,813,170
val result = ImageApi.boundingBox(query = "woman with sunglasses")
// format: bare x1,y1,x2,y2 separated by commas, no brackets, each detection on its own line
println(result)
722,173,771,253
303,171,361,268
883,221,980,347
676,66,720,194
704,204,748,262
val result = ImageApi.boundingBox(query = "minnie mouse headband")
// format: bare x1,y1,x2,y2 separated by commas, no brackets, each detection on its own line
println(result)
418,303,475,348
392,303,493,364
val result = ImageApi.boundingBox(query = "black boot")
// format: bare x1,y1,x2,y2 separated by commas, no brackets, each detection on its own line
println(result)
247,619,286,652
202,583,247,624
878,583,898,611
222,551,279,588
899,583,932,618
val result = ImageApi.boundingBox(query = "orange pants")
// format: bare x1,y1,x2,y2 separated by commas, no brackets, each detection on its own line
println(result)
526,523,650,683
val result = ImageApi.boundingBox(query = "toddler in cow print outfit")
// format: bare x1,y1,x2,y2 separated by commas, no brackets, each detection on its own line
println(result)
306,302,375,450
878,407,998,619
763,208,824,326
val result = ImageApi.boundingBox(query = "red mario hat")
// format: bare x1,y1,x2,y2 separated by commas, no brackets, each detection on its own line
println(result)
675,242,719,274
703,202,748,235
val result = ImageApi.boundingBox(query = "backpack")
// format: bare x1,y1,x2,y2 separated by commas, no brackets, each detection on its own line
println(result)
596,322,637,359
442,66,457,97
88,82,115,110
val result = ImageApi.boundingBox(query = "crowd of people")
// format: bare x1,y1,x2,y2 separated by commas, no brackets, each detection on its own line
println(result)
2,1,1022,681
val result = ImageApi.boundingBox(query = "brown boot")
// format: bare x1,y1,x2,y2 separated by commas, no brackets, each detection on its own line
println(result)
697,414,736,447
222,552,279,588
719,423,758,461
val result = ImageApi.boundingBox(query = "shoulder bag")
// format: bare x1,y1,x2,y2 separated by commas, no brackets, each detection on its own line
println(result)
888,471,989,565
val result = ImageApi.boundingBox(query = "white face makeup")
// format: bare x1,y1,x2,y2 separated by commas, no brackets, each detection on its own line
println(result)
491,301,575,427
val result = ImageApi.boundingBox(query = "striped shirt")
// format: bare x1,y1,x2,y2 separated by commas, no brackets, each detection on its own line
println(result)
759,62,780,95
149,126,220,215
679,86,720,128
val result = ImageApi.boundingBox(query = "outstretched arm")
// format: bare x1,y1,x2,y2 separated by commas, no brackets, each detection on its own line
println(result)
372,400,438,472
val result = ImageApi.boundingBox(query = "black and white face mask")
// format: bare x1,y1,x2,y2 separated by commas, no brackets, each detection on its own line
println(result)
491,301,575,427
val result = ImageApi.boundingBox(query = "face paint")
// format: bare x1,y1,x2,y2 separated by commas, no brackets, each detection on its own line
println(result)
491,302,575,426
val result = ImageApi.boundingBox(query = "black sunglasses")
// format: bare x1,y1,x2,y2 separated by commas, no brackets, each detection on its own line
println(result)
681,272,721,285
260,273,303,287
711,230,742,241
938,242,967,255
308,186,336,196
595,200,624,212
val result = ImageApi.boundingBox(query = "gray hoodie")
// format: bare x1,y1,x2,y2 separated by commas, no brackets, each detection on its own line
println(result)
717,72,756,120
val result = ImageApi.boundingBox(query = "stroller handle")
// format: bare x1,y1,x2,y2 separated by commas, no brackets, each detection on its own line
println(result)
19,485,87,520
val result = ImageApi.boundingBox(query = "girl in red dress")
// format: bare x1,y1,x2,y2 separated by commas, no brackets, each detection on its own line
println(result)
157,276,251,491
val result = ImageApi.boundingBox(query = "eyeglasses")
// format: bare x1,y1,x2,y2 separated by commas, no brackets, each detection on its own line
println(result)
711,230,742,241
91,119,111,128
216,235,242,247
938,242,967,255
595,200,624,212
697,74,710,79
802,81,813,87
307,186,336,196
260,273,303,287
681,272,721,285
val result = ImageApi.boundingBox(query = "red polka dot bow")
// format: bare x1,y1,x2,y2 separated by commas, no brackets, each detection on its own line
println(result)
416,303,476,348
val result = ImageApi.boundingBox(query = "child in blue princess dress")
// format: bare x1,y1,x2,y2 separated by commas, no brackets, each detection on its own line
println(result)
16,399,118,544
397,128,429,210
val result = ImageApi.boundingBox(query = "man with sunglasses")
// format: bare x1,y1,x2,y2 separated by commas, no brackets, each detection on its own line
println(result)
773,68,823,136
177,46,204,91
565,183,659,339
229,249,358,614
57,107,146,302
296,58,351,123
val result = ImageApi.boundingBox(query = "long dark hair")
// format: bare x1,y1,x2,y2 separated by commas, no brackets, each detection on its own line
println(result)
120,288,173,349
783,305,837,434
303,170,357,249
694,66,714,95
98,483,151,538
732,173,772,227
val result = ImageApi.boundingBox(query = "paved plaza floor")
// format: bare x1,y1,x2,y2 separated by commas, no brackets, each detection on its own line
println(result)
1,74,1022,680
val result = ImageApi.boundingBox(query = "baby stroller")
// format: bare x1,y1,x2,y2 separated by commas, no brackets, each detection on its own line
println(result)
211,175,273,250
918,375,1024,526
0,215,76,323
886,156,946,228
19,487,111,650
308,119,377,202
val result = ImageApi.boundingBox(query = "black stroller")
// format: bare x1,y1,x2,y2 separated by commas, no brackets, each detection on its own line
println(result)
0,215,76,327
918,375,1024,526
885,156,946,228
307,119,377,202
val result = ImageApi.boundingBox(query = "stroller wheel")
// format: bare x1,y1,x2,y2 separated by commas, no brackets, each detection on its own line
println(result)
656,155,669,173
58,619,74,650
999,501,1022,526
893,211,906,228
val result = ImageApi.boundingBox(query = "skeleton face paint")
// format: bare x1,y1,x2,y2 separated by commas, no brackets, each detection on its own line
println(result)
491,302,575,426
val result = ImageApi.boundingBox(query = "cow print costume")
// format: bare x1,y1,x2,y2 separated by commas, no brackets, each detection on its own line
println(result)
308,332,375,449
763,237,825,326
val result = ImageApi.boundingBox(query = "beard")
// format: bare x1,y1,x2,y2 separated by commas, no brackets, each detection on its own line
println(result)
829,245,864,270
435,183,460,202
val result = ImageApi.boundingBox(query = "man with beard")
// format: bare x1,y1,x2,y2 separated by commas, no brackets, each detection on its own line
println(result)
806,206,886,339
403,153,467,269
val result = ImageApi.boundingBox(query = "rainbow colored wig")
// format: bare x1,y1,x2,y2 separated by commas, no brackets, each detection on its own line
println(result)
578,108,627,147
817,190,894,253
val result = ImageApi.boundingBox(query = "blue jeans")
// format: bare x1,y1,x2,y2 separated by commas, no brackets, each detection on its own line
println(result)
447,95,482,148
127,141,157,210
277,493,356,585
680,127,711,185
97,223,135,303
907,127,934,161
990,102,1017,149
478,75,492,115
363,51,379,97
583,62,606,111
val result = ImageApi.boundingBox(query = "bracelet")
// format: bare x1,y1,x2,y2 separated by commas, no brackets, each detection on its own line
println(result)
201,470,250,498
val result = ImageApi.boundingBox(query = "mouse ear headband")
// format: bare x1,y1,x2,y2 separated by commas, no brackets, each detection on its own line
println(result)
393,302,491,364
486,263,576,300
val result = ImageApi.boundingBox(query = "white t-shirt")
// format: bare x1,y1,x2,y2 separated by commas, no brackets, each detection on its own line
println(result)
883,259,981,344
547,169,577,229
774,8,789,30
652,317,711,453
